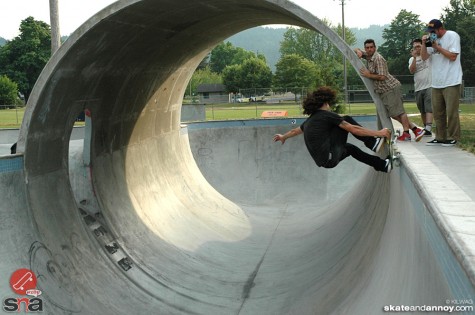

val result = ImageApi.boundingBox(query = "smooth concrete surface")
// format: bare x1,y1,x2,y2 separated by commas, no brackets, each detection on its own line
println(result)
0,127,84,156
1,118,475,314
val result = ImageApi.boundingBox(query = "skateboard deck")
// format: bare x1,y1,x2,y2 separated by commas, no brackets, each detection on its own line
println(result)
387,131,401,168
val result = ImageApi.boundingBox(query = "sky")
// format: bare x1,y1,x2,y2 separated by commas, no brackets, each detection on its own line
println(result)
0,0,452,40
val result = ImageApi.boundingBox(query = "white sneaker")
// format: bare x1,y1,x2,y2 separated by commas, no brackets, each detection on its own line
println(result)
384,158,392,173
372,137,385,152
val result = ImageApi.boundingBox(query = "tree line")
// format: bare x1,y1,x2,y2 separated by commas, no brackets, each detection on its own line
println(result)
193,0,474,99
0,0,473,106
191,21,355,104
0,17,50,105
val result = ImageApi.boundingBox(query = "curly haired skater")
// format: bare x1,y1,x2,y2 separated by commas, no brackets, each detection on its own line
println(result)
273,86,392,173
302,86,337,115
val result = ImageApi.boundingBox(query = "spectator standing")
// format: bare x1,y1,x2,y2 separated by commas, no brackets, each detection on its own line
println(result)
409,38,433,137
421,19,463,146
354,39,425,142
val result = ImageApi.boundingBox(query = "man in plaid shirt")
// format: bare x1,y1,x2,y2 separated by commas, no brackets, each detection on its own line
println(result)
354,39,425,142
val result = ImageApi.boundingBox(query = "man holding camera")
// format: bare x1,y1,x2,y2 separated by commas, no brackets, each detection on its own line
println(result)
409,39,433,137
421,19,463,146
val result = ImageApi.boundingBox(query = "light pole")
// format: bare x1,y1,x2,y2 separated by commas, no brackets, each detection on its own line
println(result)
335,0,349,112
49,0,61,54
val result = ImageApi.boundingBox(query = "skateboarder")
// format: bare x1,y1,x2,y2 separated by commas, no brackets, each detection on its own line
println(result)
273,86,392,173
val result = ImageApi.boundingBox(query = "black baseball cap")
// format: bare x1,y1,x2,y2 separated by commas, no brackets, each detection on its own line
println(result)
426,19,443,32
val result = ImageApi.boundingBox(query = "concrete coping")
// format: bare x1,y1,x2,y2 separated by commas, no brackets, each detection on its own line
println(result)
399,142,475,287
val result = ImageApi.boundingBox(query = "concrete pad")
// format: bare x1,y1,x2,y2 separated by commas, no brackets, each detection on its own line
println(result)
0,0,474,313
3,117,475,314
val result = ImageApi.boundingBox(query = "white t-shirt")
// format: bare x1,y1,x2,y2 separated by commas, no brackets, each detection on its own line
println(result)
427,30,463,88
408,56,431,92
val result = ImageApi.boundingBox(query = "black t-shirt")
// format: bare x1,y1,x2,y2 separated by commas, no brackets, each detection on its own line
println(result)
300,110,343,166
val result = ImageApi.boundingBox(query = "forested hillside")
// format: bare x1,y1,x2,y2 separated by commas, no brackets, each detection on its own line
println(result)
226,25,386,71
0,24,386,71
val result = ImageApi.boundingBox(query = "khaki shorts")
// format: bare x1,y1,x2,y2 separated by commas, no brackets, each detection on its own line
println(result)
415,88,432,114
380,87,405,117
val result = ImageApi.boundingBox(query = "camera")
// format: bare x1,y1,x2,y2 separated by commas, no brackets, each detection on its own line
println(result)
425,33,438,47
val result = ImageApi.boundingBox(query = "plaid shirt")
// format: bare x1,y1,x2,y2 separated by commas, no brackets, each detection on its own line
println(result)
366,52,401,94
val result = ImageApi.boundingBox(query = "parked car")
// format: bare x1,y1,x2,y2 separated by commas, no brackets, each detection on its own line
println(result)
236,97,250,103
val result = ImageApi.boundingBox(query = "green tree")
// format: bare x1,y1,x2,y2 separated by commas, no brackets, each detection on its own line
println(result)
0,17,51,101
222,57,272,94
379,10,425,75
188,67,222,96
456,16,475,86
273,54,322,99
240,58,272,90
441,0,475,31
279,23,356,89
441,0,475,86
209,42,261,74
0,75,19,106
222,64,241,93
334,23,357,49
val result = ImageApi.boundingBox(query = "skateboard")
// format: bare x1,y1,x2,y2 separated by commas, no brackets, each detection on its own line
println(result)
387,130,401,168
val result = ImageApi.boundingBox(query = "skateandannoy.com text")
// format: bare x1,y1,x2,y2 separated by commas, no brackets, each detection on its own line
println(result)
383,302,474,313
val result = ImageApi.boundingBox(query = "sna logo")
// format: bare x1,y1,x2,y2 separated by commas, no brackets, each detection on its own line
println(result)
3,268,43,312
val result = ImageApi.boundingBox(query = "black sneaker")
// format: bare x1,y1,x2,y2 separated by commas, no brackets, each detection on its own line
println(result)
371,137,385,152
442,139,457,147
426,139,444,146
423,129,432,137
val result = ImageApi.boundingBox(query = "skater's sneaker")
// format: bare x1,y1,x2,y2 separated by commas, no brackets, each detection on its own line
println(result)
397,132,411,142
423,129,432,137
383,158,392,173
371,137,385,153
442,139,457,147
414,128,425,142
426,139,444,146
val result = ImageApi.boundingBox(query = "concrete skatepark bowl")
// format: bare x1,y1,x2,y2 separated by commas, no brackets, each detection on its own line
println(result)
0,0,474,314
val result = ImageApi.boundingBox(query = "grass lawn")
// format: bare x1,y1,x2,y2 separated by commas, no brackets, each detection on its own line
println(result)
2,102,474,154
205,101,475,154
0,107,24,128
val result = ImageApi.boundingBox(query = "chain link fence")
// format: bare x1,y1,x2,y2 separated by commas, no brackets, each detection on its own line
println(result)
463,87,475,104
2,86,473,126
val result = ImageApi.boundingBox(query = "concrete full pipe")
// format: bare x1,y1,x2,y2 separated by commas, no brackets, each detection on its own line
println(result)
5,0,465,314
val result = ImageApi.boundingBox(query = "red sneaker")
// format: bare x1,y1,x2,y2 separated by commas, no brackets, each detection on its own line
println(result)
414,128,425,142
397,132,411,142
